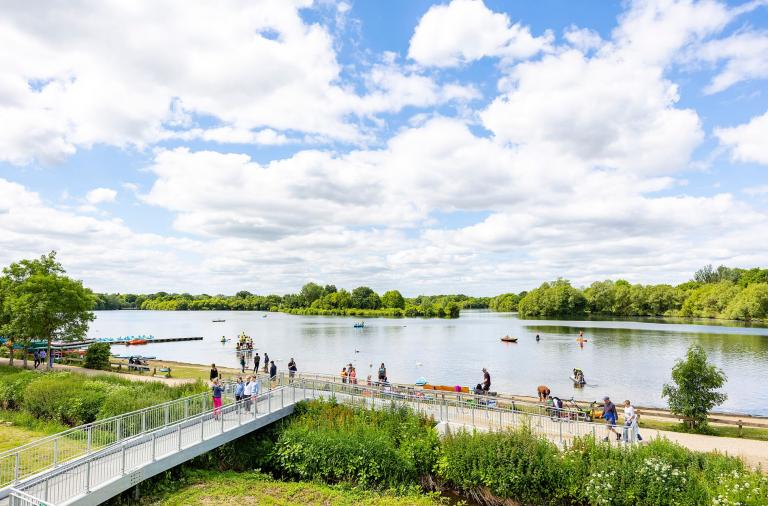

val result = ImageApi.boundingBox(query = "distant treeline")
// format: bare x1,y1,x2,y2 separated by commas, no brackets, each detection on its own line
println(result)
516,265,768,321
94,283,491,319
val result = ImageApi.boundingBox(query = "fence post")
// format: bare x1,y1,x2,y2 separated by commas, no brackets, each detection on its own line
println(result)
85,460,91,493
200,414,205,441
220,410,225,433
121,444,126,475
184,398,189,419
165,405,170,425
471,405,475,426
116,418,122,443
151,433,157,462
53,439,59,467
87,425,93,454
13,453,19,484
268,391,272,413
142,411,146,433
177,423,183,450
559,419,563,443
281,388,285,408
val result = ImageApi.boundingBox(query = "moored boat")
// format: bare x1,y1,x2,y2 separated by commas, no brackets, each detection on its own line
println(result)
500,335,518,343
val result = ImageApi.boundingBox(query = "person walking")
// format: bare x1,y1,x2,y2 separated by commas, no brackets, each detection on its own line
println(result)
243,376,253,413
239,354,246,374
212,379,223,420
288,358,297,380
253,353,261,374
40,349,48,369
623,400,643,443
33,350,40,369
251,375,261,413
263,353,269,373
209,363,219,382
234,377,245,412
602,396,621,441
378,363,386,384
269,360,277,381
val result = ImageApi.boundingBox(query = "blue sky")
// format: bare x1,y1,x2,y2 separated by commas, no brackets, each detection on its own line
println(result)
1,0,767,295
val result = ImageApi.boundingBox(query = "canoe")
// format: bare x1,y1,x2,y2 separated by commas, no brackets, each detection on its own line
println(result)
500,336,518,343
212,319,225,322
353,323,365,328
127,339,147,345
570,376,586,386
415,376,428,386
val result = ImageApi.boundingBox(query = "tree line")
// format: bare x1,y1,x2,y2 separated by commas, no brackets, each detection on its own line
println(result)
95,283,492,319
515,265,768,321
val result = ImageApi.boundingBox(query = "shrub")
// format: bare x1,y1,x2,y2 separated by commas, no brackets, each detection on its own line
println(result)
0,368,38,409
272,399,438,488
84,342,111,370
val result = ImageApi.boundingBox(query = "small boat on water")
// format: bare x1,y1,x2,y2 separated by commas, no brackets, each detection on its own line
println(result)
500,335,518,343
212,319,225,323
353,322,365,328
127,339,147,345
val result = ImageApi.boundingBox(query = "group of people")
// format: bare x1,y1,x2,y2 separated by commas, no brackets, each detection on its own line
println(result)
234,332,254,351
32,349,47,369
340,364,358,384
601,396,643,443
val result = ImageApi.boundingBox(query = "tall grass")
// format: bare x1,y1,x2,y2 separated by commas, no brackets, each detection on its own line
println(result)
0,365,206,427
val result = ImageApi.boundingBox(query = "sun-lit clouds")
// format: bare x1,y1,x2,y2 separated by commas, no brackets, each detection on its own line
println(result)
697,31,768,93
716,110,768,165
1,0,768,294
408,0,553,67
0,0,475,165
85,188,117,205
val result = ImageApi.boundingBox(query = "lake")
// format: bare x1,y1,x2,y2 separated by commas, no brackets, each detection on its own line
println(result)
89,310,768,415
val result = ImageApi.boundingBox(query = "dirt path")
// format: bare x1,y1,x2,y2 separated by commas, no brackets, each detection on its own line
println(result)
0,358,197,386
643,427,768,470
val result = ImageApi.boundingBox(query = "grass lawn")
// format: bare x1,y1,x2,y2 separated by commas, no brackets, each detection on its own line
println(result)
142,470,439,506
639,418,768,441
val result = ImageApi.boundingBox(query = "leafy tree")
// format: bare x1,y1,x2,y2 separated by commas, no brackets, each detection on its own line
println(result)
489,293,519,312
84,342,111,370
235,290,252,298
300,282,324,306
661,345,727,431
351,286,381,309
724,284,768,320
518,280,587,318
2,252,95,369
381,290,405,309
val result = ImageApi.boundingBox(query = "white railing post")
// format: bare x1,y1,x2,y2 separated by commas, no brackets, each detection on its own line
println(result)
268,391,272,413
220,410,224,433
177,424,183,450
53,439,59,467
87,425,92,454
116,418,122,442
200,414,205,441
13,453,19,484
120,444,126,475
85,460,91,493
141,411,146,433
151,433,157,462
184,399,189,418
164,405,169,425
281,388,284,408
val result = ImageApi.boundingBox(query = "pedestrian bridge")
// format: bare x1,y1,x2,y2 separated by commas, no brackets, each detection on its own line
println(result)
1,375,616,506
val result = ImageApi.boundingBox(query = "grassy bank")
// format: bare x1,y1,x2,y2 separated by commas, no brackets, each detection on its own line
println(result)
0,365,206,431
116,470,440,506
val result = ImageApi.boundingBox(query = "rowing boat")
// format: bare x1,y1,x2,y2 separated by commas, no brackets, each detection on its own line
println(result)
500,335,518,343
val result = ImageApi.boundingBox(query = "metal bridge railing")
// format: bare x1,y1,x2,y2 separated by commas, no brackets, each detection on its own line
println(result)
0,379,252,489
8,488,52,506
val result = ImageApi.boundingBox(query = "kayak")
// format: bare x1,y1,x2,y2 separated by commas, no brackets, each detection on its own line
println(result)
127,339,147,345
212,319,225,322
500,335,518,343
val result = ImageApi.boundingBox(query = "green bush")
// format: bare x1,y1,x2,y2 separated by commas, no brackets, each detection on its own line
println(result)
0,367,38,409
272,399,439,489
438,427,768,506
84,342,111,370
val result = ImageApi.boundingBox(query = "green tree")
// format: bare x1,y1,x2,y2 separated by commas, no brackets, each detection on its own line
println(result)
381,290,405,309
351,286,381,309
300,282,324,306
724,283,768,320
489,293,519,312
84,342,111,370
518,280,587,318
661,345,727,431
2,252,95,370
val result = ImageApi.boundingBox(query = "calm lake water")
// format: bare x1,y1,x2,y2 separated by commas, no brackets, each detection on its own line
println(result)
90,310,768,415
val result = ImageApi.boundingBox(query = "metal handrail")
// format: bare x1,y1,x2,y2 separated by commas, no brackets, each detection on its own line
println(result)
8,487,53,506
0,379,244,488
9,375,634,506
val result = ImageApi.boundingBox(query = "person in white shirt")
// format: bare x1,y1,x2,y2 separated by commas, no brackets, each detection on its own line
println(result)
250,377,261,414
623,400,643,442
244,376,253,413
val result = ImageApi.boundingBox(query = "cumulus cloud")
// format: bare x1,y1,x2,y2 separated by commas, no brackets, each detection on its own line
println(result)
408,0,552,67
0,0,473,165
85,187,117,205
716,110,768,164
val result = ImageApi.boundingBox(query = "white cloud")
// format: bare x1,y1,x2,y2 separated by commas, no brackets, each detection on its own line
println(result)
85,187,117,205
0,0,471,165
408,0,552,67
744,185,768,195
697,31,768,93
563,26,603,52
715,110,768,164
